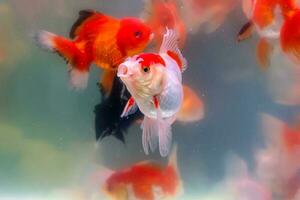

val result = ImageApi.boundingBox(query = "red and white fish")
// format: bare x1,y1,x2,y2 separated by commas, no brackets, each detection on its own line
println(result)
102,146,182,200
117,29,187,157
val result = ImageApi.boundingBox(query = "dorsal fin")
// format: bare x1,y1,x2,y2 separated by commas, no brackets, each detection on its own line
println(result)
69,9,97,39
159,28,187,71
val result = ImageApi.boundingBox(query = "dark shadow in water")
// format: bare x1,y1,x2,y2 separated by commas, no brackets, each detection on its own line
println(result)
94,76,143,143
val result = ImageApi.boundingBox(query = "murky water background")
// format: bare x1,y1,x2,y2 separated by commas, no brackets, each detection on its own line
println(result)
1,0,300,199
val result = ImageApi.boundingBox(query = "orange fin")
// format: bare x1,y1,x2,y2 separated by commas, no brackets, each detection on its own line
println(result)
99,70,117,97
237,21,254,42
176,85,204,123
256,38,273,70
34,30,90,89
69,9,104,39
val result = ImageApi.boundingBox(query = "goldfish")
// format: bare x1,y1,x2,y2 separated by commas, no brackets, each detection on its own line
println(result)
34,9,152,95
117,29,187,156
238,0,297,69
142,0,186,50
102,145,182,200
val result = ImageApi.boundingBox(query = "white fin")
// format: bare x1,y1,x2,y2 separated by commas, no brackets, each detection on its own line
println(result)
168,144,178,169
33,30,56,52
121,97,138,118
141,116,159,155
158,118,172,157
69,67,89,90
159,28,187,71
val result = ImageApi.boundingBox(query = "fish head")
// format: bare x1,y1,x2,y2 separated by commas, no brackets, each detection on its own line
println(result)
117,18,152,56
117,53,167,98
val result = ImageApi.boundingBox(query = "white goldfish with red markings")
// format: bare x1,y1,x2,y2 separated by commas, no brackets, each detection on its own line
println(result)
117,29,186,157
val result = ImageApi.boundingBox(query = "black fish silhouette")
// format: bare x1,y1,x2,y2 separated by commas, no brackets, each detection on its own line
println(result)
94,76,143,143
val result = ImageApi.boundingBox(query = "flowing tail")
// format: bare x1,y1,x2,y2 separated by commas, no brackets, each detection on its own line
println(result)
34,30,91,89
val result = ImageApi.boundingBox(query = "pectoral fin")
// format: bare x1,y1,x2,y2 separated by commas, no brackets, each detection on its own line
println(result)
256,38,273,70
121,97,138,118
99,70,116,97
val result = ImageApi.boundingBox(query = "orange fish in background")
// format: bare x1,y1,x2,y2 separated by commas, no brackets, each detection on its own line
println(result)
238,0,297,69
142,0,186,50
34,9,152,96
102,146,182,200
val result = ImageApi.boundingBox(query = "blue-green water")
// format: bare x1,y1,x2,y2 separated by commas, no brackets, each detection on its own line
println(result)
1,0,300,199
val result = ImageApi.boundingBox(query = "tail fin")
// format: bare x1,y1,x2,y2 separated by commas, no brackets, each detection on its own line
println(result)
167,144,178,170
34,30,90,89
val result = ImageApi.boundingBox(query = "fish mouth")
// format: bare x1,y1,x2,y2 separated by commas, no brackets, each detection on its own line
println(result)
117,64,130,78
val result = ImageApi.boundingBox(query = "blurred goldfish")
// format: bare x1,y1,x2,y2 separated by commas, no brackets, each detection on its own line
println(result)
238,0,297,69
224,154,271,200
142,0,186,49
117,29,187,156
35,9,152,95
182,0,237,34
102,145,182,200
256,113,300,199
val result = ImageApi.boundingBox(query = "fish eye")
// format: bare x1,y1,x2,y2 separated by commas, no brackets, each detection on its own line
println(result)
142,66,150,73
134,31,142,38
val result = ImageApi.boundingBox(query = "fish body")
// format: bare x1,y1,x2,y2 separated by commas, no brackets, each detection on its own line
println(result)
103,146,182,200
117,29,186,156
34,10,152,94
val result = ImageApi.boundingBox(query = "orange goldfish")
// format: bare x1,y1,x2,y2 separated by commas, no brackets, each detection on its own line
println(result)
142,0,186,49
35,9,152,95
238,0,297,69
102,146,182,200
117,29,187,156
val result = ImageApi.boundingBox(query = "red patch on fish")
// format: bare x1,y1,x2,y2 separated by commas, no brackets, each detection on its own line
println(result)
137,53,166,67
167,50,182,70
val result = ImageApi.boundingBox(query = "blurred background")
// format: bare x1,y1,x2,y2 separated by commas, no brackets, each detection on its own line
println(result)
1,0,300,199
